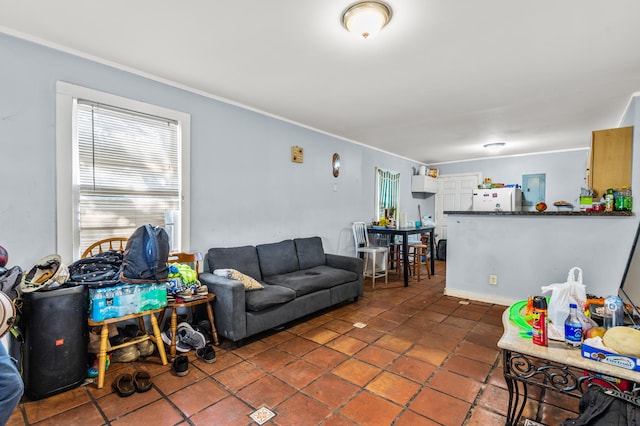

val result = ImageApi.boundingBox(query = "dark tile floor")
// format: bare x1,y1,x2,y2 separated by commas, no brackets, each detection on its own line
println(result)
7,261,580,425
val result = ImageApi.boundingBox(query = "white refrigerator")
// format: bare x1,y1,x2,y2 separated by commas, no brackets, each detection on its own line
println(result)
472,188,523,212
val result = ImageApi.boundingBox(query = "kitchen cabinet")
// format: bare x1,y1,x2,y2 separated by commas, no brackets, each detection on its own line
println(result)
589,126,633,198
411,175,438,193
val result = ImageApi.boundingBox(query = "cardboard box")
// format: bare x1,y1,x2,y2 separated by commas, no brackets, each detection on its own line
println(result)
581,342,640,372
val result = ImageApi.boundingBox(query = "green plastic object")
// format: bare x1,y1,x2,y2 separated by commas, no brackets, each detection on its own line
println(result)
509,300,532,337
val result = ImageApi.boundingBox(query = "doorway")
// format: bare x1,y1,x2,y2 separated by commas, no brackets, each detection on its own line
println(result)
435,173,481,241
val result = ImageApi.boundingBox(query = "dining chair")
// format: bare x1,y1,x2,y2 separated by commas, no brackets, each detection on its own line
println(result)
352,222,388,288
81,237,129,259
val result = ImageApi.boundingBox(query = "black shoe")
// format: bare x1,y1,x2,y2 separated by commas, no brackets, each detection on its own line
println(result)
196,319,212,333
173,355,189,376
196,344,216,363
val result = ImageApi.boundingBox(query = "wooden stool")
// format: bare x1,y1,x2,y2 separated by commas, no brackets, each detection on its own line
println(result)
88,308,168,389
409,234,431,282
157,293,219,361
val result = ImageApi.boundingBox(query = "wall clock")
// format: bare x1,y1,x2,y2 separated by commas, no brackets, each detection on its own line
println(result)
332,153,341,177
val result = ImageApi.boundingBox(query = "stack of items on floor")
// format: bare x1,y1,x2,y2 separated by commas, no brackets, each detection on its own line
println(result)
161,316,216,364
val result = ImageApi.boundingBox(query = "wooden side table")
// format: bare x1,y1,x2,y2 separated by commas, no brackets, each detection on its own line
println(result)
88,308,168,389
158,293,220,360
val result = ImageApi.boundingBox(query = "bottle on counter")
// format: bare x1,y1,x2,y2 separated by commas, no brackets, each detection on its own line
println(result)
604,295,624,328
605,188,615,212
622,187,633,211
564,303,582,348
532,296,548,347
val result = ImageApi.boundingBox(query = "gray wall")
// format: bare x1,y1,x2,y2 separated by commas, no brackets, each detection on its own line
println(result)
438,97,640,305
0,33,429,268
432,149,590,209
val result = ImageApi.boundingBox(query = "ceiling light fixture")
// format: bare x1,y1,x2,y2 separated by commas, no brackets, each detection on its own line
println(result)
483,143,506,154
342,1,392,40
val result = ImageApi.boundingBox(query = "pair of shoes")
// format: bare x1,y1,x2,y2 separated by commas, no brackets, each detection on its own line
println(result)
196,344,216,363
111,345,140,363
161,327,191,352
131,331,155,357
173,355,189,376
112,371,153,396
177,322,207,350
196,285,208,295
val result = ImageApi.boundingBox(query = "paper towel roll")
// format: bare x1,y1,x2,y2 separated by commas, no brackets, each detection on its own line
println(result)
399,212,407,228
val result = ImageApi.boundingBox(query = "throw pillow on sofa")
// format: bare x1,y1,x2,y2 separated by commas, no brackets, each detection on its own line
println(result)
214,269,263,291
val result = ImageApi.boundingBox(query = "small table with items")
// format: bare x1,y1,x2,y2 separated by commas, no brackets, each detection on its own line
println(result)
498,307,640,426
158,293,220,361
88,308,168,389
366,226,435,287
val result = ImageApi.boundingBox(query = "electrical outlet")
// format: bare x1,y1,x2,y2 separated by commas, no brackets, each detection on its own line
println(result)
489,274,498,285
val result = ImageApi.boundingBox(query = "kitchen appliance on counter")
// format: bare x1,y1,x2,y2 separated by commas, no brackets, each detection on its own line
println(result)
472,188,523,212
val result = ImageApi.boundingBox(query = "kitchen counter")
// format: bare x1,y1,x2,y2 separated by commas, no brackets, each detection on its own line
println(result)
444,210,633,216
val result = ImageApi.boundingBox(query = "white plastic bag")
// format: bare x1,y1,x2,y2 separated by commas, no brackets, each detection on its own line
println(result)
541,267,589,340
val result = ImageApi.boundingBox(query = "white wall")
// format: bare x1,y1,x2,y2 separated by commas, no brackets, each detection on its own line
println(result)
0,33,429,268
434,99,640,305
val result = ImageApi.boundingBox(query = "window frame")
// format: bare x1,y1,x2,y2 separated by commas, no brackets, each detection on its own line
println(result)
56,81,191,261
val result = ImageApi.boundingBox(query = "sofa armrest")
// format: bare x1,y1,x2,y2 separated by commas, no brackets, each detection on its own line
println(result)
326,253,362,274
199,272,247,342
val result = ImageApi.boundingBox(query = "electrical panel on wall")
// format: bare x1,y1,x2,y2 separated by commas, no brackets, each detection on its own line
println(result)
291,146,303,163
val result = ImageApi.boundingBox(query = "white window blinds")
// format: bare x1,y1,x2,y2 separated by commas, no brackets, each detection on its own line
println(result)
76,100,181,254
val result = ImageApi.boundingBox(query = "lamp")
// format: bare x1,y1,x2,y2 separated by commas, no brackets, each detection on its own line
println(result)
342,1,392,39
483,143,506,154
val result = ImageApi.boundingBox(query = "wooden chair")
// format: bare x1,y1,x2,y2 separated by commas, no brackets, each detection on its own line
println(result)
352,222,388,288
409,233,431,282
81,237,128,259
167,252,200,274
159,252,219,360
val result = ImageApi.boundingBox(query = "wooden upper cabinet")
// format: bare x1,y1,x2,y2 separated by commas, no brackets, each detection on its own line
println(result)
589,126,633,198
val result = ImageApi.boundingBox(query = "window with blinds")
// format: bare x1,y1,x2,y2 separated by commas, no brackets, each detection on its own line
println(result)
76,101,181,254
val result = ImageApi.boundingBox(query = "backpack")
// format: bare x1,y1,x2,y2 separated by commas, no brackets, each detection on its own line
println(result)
120,225,170,284
436,239,447,261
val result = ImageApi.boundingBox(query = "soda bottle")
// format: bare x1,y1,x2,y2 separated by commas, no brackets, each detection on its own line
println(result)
564,303,582,348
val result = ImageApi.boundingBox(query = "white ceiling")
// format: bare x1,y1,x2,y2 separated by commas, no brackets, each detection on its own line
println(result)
2,0,639,163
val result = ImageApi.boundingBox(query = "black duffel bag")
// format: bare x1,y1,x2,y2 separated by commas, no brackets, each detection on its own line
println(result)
67,250,123,288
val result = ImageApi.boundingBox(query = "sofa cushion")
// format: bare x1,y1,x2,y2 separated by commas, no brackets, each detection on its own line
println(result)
256,240,299,277
263,265,358,297
213,269,264,291
207,246,262,280
245,284,296,312
294,237,326,270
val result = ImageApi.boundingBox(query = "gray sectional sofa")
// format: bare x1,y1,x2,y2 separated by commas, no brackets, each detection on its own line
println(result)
199,236,363,344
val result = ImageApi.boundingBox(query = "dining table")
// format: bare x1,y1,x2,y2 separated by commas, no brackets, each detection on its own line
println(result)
366,225,435,287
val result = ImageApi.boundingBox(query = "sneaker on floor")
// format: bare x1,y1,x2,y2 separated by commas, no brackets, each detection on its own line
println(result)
196,343,216,363
173,355,189,376
177,322,207,350
161,327,191,352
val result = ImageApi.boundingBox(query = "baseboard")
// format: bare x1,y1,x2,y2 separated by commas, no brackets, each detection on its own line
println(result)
444,287,515,306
